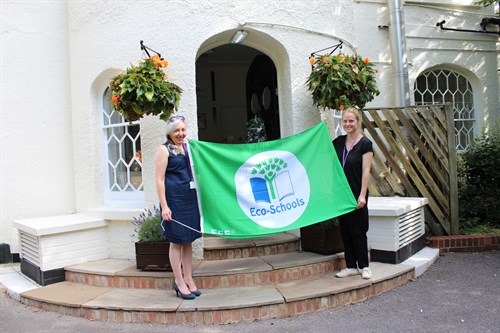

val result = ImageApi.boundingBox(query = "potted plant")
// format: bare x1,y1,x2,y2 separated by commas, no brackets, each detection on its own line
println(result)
109,54,182,122
307,53,380,111
246,115,267,143
133,206,172,271
300,218,344,255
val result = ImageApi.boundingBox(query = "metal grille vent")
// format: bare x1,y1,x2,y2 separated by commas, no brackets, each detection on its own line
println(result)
19,231,41,266
398,209,423,248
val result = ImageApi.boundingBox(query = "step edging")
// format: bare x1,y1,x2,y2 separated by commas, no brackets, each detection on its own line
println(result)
20,267,414,325
64,253,345,290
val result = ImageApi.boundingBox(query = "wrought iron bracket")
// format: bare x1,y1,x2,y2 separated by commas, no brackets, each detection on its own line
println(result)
309,41,343,70
436,20,500,36
140,40,163,59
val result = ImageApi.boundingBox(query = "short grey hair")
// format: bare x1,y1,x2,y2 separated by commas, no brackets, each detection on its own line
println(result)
165,116,186,155
165,116,186,142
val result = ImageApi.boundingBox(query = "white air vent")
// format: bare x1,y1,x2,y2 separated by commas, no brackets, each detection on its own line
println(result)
398,209,424,248
19,231,41,266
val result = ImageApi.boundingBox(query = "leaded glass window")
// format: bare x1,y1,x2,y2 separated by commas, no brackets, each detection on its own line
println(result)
414,69,475,151
102,88,143,201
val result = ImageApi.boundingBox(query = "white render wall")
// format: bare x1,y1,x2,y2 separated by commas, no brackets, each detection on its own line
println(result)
1,1,75,253
2,0,498,258
403,1,500,129
66,0,358,215
353,0,499,117
65,0,360,260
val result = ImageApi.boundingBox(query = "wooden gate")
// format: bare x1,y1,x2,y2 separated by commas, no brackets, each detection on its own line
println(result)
361,105,459,235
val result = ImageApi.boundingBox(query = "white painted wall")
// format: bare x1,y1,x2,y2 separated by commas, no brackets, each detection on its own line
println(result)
402,2,500,128
2,0,498,259
1,1,75,253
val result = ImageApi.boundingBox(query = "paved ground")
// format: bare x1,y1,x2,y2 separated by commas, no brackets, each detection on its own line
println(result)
1,251,498,333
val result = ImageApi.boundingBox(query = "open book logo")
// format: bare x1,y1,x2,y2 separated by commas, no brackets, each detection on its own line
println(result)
249,157,294,203
235,150,310,229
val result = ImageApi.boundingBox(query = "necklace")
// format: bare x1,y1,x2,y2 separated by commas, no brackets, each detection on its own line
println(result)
342,134,360,168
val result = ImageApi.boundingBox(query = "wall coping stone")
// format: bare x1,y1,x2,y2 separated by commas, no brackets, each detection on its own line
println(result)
13,214,106,236
426,234,499,253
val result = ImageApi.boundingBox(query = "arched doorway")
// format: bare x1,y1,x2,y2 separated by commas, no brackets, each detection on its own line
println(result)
195,44,280,143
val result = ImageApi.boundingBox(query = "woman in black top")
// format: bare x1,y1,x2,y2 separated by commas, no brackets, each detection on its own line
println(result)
332,108,374,279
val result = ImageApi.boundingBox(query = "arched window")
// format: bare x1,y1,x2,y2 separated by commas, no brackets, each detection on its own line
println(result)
414,69,475,151
101,87,143,203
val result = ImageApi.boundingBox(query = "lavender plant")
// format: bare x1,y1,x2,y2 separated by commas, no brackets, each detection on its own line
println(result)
132,206,166,242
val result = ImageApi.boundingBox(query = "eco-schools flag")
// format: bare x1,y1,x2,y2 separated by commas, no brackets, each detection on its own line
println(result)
189,122,357,238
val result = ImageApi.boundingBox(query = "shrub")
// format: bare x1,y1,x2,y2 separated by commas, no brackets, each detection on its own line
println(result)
458,124,500,231
133,206,167,242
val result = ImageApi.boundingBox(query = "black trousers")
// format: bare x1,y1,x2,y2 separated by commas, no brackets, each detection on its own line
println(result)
338,205,369,269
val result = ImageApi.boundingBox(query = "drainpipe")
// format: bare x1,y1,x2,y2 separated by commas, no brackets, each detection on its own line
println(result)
387,0,413,183
387,0,410,107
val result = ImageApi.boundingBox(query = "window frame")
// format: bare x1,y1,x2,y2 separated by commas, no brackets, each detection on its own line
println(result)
100,87,145,205
413,68,476,152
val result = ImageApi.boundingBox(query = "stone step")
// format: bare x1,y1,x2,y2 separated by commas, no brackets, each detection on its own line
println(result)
202,232,301,260
20,261,414,324
65,251,344,290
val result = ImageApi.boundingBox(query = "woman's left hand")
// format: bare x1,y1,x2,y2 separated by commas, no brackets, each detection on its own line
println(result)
357,196,366,209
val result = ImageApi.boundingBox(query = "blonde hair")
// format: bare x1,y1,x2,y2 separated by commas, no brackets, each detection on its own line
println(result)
342,107,363,134
342,107,361,122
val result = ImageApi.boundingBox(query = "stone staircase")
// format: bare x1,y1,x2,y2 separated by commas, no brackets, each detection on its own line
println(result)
19,233,416,325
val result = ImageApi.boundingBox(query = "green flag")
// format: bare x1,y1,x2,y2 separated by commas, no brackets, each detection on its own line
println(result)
189,122,357,238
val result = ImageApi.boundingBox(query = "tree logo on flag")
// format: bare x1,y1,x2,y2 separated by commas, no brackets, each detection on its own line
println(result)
235,150,310,229
250,157,290,202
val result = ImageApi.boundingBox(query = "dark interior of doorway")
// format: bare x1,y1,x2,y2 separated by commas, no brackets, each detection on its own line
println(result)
195,44,280,143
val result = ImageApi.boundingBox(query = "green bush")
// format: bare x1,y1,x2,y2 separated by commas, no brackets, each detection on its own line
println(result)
133,206,167,243
458,124,500,232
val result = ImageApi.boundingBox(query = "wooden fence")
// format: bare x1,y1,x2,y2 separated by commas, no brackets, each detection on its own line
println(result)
362,105,459,235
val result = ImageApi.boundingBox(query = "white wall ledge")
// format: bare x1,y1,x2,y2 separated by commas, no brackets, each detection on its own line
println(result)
368,197,428,216
86,206,145,221
13,214,106,236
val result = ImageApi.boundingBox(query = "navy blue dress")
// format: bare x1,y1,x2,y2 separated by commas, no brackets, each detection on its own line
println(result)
161,143,201,244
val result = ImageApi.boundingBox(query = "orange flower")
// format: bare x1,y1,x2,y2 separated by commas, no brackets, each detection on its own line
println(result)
339,104,345,110
375,69,379,73
309,56,315,66
150,54,168,68
322,56,330,63
364,57,370,64
111,95,121,104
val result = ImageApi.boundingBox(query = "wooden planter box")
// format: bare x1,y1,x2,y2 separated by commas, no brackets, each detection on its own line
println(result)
300,219,344,255
135,241,172,271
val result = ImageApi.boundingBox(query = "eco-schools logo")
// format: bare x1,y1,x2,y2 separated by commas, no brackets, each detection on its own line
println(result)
235,150,310,229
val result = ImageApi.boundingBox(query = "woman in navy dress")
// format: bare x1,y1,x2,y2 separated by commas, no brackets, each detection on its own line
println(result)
155,115,201,299
332,108,374,279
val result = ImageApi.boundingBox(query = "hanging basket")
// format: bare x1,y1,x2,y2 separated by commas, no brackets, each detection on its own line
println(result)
109,54,182,122
307,52,380,111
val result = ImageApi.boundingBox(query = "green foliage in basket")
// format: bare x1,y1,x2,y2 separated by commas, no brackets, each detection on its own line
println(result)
109,55,182,122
